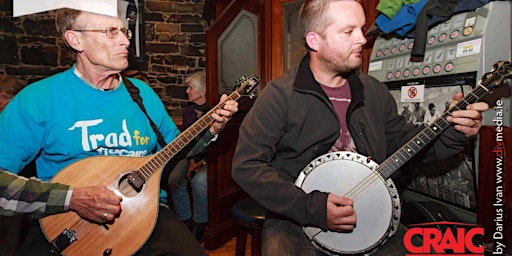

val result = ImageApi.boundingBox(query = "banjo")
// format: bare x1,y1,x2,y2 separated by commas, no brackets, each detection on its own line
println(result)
295,60,512,255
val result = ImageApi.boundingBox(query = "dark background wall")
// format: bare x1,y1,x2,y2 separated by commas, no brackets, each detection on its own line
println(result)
0,0,207,118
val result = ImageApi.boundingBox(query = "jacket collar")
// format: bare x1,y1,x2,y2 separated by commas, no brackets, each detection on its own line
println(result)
293,54,365,107
293,54,321,93
347,70,365,113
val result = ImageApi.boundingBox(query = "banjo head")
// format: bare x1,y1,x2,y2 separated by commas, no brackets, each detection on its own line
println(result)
295,151,401,255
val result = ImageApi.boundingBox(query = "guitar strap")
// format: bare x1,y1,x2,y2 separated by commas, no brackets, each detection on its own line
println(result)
122,76,167,148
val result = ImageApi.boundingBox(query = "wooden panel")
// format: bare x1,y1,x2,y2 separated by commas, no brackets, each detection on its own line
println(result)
204,0,267,250
215,0,234,18
477,126,512,254
282,1,306,74
204,113,249,250
270,0,301,80
217,10,259,95
359,0,379,74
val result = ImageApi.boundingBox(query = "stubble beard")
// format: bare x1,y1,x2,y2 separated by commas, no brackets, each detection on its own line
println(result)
320,51,360,75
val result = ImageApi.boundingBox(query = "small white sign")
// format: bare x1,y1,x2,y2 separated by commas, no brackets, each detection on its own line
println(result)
464,17,477,27
401,84,425,102
368,61,383,72
14,0,117,17
456,39,482,58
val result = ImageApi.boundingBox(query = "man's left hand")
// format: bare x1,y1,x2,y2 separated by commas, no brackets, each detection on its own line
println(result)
446,92,489,137
209,94,238,135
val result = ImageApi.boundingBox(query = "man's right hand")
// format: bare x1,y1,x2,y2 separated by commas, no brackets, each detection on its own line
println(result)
69,185,122,223
326,193,356,232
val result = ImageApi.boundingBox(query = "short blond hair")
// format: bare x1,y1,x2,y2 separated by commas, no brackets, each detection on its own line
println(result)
299,0,355,50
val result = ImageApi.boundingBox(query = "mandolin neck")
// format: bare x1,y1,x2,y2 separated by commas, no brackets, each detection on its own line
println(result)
139,91,242,179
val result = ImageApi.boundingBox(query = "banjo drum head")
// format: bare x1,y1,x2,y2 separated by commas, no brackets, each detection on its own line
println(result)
295,151,400,255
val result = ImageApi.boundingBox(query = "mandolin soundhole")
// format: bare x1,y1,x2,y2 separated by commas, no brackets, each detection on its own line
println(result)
117,173,143,197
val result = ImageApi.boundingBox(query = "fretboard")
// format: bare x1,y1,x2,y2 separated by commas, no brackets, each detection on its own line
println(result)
378,80,497,179
126,75,259,188
137,91,241,180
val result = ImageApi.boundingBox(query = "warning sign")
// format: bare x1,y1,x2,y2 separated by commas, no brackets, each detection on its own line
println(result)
401,84,425,102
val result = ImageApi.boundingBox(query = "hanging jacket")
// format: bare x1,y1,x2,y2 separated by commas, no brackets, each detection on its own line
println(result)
410,0,496,61
375,0,429,36
377,0,423,19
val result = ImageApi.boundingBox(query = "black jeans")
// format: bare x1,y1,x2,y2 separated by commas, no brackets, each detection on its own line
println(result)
262,217,411,256
18,205,206,256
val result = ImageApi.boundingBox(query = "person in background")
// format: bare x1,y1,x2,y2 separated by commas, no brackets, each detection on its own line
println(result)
168,70,210,243
0,168,73,255
0,74,25,112
0,169,79,217
0,75,37,178
412,102,427,125
0,74,32,255
231,0,488,255
400,103,413,123
0,8,237,256
424,102,441,124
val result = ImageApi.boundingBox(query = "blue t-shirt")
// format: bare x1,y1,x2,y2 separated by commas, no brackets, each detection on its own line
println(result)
0,67,180,181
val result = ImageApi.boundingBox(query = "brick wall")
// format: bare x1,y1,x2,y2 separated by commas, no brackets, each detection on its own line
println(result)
0,0,207,118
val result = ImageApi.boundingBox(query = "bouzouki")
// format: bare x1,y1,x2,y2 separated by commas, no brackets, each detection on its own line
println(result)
295,61,512,255
40,75,260,255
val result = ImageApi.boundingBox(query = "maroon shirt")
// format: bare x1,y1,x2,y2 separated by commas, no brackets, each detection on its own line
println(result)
320,81,356,153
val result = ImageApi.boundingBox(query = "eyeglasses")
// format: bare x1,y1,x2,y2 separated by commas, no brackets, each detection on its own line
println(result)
71,27,132,40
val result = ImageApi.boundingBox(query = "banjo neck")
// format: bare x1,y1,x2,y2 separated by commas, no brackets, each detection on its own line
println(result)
377,60,512,179
295,61,512,255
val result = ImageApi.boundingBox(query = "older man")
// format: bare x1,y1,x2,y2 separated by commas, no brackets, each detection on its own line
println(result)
0,8,238,256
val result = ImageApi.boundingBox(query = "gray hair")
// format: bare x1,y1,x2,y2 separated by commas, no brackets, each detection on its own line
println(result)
185,71,206,94
55,8,82,51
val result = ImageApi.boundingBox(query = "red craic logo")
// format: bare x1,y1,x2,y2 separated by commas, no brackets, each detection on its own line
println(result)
403,221,484,255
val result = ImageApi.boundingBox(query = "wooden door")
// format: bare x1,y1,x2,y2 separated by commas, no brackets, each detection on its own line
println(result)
204,0,268,250
359,0,379,73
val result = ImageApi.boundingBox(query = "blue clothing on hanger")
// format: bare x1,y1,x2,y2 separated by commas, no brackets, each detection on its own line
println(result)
410,0,496,61
375,0,429,36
